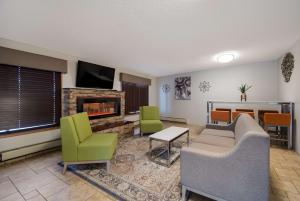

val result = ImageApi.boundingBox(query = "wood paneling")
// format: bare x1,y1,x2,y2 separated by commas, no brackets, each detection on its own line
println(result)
120,73,151,86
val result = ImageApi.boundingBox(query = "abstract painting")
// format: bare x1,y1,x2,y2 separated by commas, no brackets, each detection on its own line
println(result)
175,76,191,100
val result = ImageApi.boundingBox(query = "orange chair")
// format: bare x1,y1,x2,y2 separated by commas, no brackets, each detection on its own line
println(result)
211,111,231,124
216,108,232,123
263,113,291,146
232,111,255,120
258,110,279,126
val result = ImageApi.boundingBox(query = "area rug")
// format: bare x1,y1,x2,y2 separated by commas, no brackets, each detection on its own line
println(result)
64,135,189,201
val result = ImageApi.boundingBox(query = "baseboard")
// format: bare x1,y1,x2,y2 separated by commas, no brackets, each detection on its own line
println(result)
160,116,187,124
0,139,61,162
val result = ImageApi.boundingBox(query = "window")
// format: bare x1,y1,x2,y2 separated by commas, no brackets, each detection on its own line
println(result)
122,82,149,114
0,64,61,135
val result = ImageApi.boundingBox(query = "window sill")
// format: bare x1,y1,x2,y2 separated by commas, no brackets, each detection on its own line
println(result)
0,126,59,139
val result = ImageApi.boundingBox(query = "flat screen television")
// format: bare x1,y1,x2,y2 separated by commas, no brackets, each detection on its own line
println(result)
76,61,115,89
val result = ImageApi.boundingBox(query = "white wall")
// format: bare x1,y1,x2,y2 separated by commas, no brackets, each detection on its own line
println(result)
278,38,300,153
63,62,157,106
0,38,157,106
0,37,157,152
158,61,279,125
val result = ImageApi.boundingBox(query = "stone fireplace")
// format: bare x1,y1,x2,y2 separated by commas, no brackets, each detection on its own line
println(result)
63,88,125,126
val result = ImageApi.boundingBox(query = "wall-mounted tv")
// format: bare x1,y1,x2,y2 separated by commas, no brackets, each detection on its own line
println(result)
76,61,115,89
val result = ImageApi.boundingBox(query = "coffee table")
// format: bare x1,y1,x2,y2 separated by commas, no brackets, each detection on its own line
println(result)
149,126,189,167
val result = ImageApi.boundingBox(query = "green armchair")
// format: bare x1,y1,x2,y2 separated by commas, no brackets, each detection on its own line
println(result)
139,106,163,136
60,112,118,174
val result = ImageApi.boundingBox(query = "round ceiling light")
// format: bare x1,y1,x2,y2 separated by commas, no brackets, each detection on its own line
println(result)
215,52,238,63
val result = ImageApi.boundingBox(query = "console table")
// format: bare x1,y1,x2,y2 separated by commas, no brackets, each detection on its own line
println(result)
207,101,295,149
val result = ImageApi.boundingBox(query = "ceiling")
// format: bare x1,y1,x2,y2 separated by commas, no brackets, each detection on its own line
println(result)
1,0,300,77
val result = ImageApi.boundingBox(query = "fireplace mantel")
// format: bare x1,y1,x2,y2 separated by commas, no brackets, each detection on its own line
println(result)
63,88,125,125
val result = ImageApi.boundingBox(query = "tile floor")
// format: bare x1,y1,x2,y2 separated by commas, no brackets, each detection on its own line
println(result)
0,123,299,201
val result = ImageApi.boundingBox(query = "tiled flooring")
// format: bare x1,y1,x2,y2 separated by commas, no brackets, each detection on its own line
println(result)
269,148,300,201
0,151,115,201
0,123,300,201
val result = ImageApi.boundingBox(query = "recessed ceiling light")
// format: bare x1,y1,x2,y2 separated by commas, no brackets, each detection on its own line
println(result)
215,52,238,63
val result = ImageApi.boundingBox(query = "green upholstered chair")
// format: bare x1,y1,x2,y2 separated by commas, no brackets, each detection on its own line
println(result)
139,106,163,136
60,112,118,174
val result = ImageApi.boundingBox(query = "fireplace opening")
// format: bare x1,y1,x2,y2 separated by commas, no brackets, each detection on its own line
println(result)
77,97,121,119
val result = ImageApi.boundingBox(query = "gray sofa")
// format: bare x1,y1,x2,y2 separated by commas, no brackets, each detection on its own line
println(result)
181,114,270,201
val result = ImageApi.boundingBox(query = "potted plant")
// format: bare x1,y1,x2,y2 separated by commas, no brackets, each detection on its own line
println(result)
239,84,252,102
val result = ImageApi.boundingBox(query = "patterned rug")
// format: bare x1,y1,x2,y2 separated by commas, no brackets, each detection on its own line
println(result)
64,135,188,201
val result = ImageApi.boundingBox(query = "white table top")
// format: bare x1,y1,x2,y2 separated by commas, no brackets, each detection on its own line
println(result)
208,100,293,105
149,126,189,141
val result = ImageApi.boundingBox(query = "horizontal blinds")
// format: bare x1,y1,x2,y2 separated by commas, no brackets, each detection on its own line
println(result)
0,64,61,134
122,82,135,114
20,68,61,128
0,65,19,131
139,85,149,108
122,82,149,114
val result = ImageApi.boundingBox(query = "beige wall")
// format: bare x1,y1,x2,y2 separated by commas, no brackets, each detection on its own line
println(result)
62,60,157,106
278,38,300,153
158,61,279,125
0,37,157,106
0,37,157,152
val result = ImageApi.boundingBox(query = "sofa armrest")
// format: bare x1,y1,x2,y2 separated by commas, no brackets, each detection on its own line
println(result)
180,147,231,193
180,146,231,178
181,146,227,158
180,133,269,201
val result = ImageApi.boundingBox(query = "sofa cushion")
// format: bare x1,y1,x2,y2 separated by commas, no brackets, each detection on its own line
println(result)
201,128,234,138
189,142,232,153
78,133,118,161
191,134,235,148
140,120,163,133
142,106,160,120
72,112,93,143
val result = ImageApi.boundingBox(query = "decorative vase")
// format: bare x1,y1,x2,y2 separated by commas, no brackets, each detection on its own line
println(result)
241,93,247,102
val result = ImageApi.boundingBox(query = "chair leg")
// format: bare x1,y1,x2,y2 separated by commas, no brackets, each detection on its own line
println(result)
114,145,118,165
107,161,110,173
287,126,290,149
63,163,68,174
182,185,187,201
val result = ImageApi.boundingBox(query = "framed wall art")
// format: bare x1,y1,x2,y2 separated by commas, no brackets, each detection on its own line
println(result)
175,76,191,100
